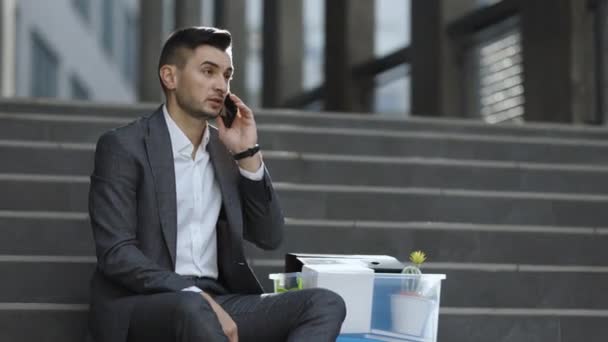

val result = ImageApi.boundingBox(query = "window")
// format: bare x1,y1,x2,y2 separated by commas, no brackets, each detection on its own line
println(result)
102,0,114,57
373,0,411,116
474,18,524,123
302,0,324,90
30,32,59,98
70,75,90,100
72,0,91,23
374,65,411,116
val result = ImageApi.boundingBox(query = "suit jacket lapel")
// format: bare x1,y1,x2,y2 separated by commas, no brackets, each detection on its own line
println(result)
144,108,178,267
207,128,243,236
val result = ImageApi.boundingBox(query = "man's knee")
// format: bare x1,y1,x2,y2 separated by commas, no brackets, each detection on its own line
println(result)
172,292,228,341
307,288,347,322
174,292,212,323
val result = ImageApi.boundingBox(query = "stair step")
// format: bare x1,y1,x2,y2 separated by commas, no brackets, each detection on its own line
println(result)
0,307,604,342
2,212,606,265
4,119,608,163
438,314,607,342
250,264,608,309
0,115,124,143
5,145,608,194
276,185,608,226
2,179,608,226
267,154,608,194
244,219,608,266
0,145,94,175
0,212,92,256
0,260,94,303
3,99,608,140
2,260,608,309
0,306,88,342
258,127,608,164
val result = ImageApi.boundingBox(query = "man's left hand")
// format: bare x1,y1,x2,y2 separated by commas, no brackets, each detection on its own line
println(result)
217,94,262,172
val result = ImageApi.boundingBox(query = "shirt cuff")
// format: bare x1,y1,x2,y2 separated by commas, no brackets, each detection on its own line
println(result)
182,286,203,293
239,162,264,181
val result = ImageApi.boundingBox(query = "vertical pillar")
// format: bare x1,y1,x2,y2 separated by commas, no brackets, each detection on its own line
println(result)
0,0,16,97
175,0,202,28
521,0,593,123
262,0,303,108
600,0,608,124
570,0,595,124
324,0,375,112
1,1,4,96
139,0,164,102
214,0,247,98
411,0,441,116
411,0,476,117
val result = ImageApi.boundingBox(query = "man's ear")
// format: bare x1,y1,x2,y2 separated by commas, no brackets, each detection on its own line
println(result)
159,65,178,91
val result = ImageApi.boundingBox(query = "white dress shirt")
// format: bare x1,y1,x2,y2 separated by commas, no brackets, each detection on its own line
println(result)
162,106,264,292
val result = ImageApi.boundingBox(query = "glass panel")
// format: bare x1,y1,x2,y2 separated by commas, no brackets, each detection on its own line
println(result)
14,0,140,101
72,0,90,23
245,0,262,107
70,75,90,100
303,0,324,90
373,0,410,116
374,65,410,116
30,32,59,98
374,0,410,57
201,0,215,26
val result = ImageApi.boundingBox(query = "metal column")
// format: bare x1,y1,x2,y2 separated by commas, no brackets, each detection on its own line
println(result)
139,0,164,102
262,0,303,108
324,0,375,113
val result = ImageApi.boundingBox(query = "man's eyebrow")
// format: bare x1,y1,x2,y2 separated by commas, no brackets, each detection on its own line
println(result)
200,61,233,74
200,61,220,68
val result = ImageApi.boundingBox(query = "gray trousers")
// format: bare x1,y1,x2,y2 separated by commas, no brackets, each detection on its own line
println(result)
127,278,346,342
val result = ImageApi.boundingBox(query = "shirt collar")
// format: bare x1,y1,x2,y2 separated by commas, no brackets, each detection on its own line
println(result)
163,104,210,158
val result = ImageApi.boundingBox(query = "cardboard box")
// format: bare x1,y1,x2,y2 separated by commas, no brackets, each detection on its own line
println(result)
302,262,375,334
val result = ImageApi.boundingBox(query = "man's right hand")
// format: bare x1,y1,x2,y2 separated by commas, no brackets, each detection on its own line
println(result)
201,292,238,342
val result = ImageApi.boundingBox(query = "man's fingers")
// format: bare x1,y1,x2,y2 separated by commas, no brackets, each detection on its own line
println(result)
216,115,226,130
224,322,238,342
204,294,238,342
229,94,253,119
227,327,238,342
229,93,244,105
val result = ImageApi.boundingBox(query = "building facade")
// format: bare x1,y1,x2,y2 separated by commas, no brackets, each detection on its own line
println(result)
1,0,139,102
1,0,413,116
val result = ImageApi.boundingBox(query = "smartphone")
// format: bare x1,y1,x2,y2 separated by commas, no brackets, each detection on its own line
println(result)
222,94,238,128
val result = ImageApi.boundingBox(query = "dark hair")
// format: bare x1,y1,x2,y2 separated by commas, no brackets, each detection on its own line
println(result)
158,26,232,92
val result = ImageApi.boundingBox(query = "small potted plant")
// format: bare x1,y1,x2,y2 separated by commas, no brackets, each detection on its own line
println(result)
400,250,427,295
269,273,304,293
391,251,436,337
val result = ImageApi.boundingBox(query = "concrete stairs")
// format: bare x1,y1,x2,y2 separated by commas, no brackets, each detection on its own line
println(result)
1,98,608,341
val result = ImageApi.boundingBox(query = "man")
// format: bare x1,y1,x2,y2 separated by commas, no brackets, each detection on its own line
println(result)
88,26,346,342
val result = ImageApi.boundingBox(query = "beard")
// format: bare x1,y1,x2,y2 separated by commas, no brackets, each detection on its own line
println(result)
175,91,220,121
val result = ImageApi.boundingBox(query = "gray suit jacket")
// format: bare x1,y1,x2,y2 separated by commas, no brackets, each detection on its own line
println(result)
87,107,284,342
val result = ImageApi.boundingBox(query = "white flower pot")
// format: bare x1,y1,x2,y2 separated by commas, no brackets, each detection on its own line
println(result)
390,293,436,338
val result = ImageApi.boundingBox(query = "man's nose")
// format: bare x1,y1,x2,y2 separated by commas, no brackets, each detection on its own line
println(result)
214,76,228,94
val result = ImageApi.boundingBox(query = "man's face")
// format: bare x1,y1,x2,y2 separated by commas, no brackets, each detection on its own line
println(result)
173,45,233,120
